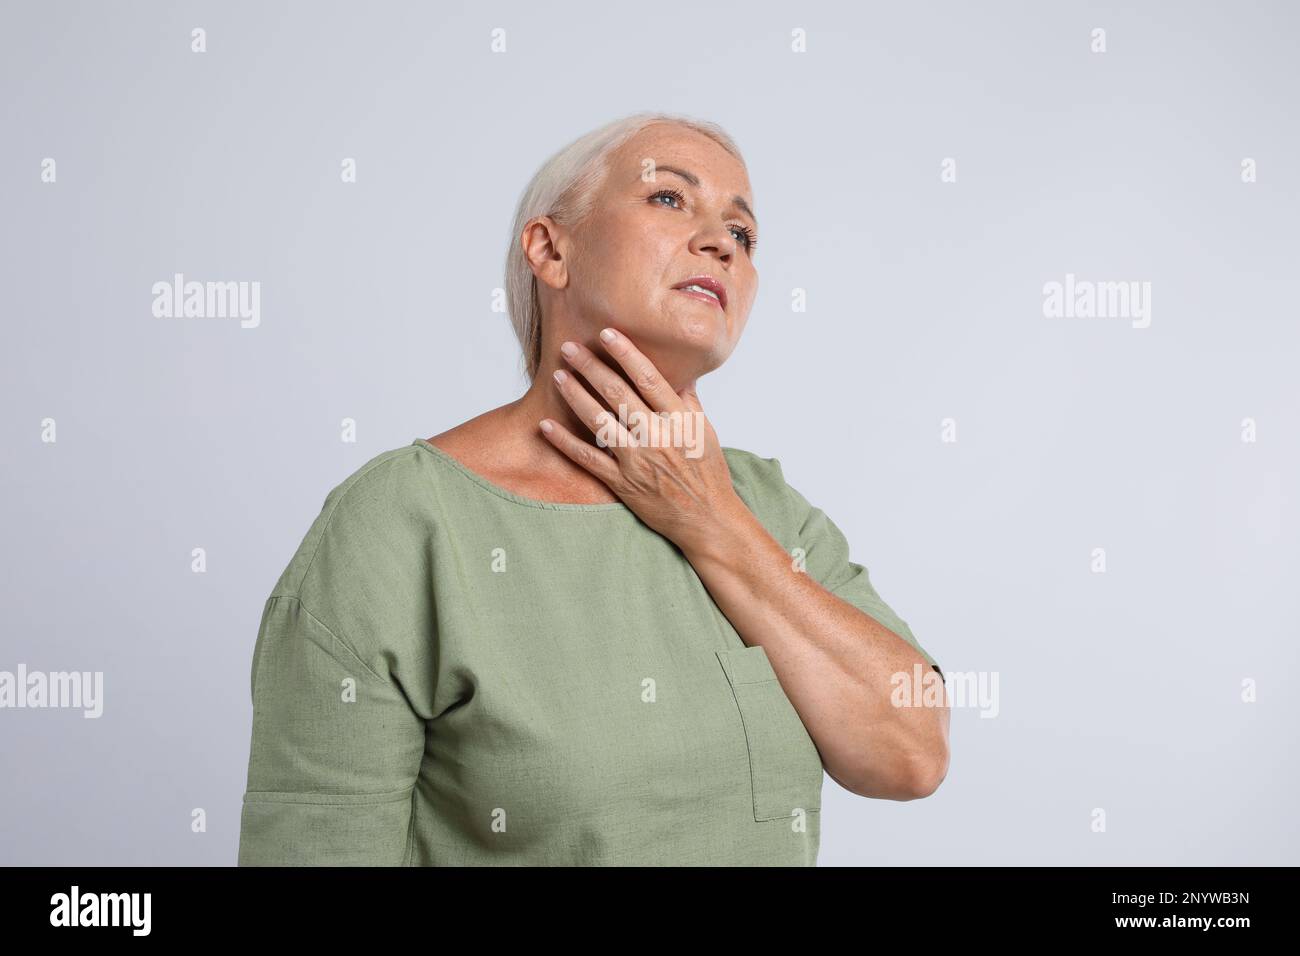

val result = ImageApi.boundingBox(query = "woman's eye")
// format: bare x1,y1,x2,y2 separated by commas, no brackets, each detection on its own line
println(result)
650,188,685,207
730,225,758,252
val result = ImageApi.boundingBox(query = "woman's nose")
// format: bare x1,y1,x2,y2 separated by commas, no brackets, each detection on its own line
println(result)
690,225,737,260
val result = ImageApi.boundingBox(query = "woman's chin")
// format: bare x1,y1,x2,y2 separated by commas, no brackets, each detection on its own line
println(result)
662,305,727,347
612,310,730,378
654,341,731,385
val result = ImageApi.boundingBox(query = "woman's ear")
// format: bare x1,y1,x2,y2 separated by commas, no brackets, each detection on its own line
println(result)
522,216,569,292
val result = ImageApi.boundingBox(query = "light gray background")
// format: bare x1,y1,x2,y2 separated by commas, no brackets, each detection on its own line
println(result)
2,0,1296,866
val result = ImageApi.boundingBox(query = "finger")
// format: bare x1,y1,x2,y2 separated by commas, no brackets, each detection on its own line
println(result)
594,327,685,415
559,338,655,425
538,418,623,487
551,368,637,453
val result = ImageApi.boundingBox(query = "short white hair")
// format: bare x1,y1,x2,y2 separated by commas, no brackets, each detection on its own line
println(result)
504,111,745,382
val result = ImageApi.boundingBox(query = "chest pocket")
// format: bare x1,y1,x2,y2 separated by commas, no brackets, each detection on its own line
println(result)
716,645,824,822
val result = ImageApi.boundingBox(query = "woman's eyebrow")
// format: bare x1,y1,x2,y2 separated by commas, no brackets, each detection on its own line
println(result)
637,164,758,228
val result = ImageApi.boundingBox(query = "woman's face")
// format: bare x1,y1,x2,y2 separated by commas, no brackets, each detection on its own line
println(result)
541,123,759,385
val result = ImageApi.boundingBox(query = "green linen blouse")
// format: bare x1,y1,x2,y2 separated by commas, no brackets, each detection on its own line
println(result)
237,438,940,866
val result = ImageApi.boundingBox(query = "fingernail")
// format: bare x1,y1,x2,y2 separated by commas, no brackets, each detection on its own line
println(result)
553,369,567,384
599,328,616,343
560,341,578,357
539,419,553,433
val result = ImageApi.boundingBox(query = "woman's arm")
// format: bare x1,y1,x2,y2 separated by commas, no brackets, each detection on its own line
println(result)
238,595,425,865
676,498,950,801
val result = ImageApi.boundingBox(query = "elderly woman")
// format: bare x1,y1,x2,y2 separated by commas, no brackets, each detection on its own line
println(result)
237,111,948,867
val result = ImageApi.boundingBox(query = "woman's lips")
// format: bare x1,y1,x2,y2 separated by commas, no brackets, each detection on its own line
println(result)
674,287,725,310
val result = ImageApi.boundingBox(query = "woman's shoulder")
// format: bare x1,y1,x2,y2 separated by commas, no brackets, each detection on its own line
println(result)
721,444,793,489
720,445,798,530
312,439,436,531
268,439,437,601
721,444,786,483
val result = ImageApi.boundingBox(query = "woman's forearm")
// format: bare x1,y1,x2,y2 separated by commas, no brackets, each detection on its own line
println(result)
682,495,950,801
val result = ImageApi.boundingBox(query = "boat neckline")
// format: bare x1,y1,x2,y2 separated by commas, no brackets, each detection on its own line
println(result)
410,438,632,513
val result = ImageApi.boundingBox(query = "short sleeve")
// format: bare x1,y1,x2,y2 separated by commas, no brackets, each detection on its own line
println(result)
783,478,942,676
237,595,426,866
